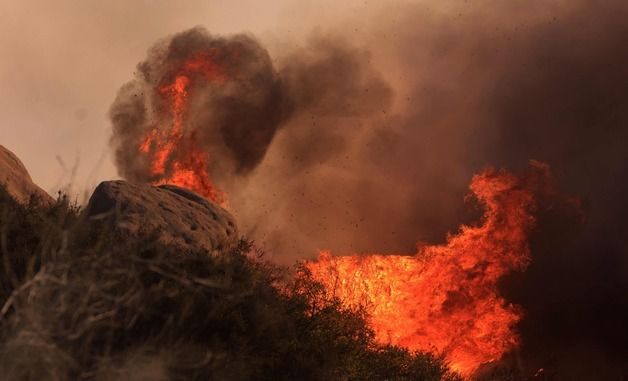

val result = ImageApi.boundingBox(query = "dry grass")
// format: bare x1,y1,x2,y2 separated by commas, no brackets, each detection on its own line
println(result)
0,185,461,381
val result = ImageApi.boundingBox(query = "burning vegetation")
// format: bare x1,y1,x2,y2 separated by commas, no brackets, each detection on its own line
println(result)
307,165,547,376
103,2,628,377
110,28,550,376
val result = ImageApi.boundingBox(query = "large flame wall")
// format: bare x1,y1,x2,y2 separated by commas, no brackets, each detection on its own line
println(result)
307,165,546,376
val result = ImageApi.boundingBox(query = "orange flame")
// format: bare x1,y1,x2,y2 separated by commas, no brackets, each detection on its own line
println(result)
306,168,540,376
138,51,227,204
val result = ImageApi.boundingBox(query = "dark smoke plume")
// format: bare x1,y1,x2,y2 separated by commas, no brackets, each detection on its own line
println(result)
110,27,286,183
110,27,390,187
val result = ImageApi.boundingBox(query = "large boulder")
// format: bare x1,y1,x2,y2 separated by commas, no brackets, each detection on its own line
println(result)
85,181,238,255
0,145,54,205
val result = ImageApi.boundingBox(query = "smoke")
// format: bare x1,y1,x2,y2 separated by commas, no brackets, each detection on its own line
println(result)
232,1,628,376
226,35,395,257
110,26,395,248
110,0,628,377
110,27,287,184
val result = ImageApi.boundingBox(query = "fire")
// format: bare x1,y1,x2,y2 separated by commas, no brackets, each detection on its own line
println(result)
138,51,227,204
131,39,546,377
306,166,544,376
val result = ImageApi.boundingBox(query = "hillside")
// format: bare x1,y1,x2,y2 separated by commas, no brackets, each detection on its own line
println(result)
0,183,462,381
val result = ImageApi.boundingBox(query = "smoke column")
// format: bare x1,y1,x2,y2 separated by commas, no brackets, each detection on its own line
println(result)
109,28,288,198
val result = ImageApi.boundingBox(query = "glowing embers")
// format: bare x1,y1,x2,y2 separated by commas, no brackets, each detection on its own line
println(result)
307,167,542,376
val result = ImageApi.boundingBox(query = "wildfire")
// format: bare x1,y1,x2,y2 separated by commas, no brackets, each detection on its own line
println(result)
139,51,227,204
130,38,546,378
306,166,544,376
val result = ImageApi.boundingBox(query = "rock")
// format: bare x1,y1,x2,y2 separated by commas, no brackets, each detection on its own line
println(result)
0,145,54,205
85,180,238,255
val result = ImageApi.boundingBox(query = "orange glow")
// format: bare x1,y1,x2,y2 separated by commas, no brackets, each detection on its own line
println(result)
306,168,539,377
138,51,227,204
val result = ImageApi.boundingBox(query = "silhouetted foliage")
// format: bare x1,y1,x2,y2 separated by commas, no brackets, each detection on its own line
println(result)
0,185,461,380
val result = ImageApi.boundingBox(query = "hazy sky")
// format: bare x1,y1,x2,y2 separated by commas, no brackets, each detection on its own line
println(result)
0,0,380,198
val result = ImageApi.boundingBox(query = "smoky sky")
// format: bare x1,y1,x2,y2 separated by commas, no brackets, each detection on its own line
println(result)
108,1,628,377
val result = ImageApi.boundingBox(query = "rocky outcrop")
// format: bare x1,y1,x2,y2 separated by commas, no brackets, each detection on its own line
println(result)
0,145,54,205
85,180,238,255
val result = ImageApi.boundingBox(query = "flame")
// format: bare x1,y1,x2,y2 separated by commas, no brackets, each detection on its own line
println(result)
138,51,227,204
306,168,540,376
